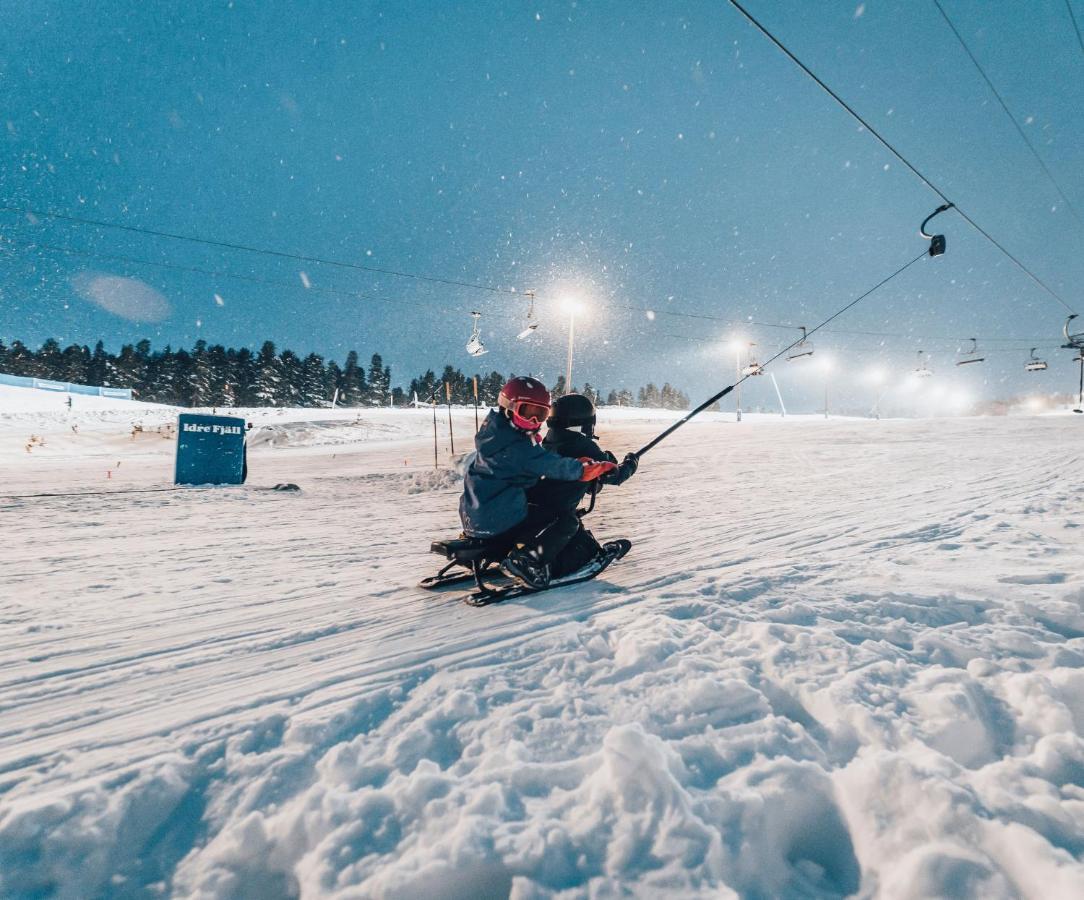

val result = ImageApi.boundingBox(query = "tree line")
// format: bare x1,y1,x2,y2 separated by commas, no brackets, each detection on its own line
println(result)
0,337,691,411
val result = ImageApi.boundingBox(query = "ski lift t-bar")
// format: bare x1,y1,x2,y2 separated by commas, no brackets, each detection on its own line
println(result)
632,210,948,459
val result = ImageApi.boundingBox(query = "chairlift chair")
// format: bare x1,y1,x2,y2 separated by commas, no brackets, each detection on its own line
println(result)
741,343,764,376
919,203,954,257
516,290,539,340
914,350,933,378
786,326,815,361
465,311,488,357
1024,348,1048,372
955,338,984,366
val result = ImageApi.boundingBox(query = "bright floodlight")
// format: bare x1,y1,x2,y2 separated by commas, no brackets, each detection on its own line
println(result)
818,355,834,372
866,366,887,385
562,296,582,316
728,337,744,353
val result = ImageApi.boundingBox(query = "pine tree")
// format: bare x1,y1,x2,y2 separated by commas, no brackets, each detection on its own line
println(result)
341,351,366,405
277,350,303,406
300,353,327,406
409,369,439,404
88,341,108,386
660,383,675,409
605,389,619,406
480,371,504,406
37,338,63,378
253,341,281,406
187,340,214,405
325,361,343,405
367,353,389,405
61,344,91,384
205,344,229,405
173,349,193,404
233,347,256,405
552,374,567,398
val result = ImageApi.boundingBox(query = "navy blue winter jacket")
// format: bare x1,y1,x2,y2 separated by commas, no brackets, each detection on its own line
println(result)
459,409,585,537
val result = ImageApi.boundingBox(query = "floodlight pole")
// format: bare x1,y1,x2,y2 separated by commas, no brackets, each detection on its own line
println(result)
566,308,575,389
734,348,742,422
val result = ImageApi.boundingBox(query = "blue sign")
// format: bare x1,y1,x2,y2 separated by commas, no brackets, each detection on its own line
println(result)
174,414,247,486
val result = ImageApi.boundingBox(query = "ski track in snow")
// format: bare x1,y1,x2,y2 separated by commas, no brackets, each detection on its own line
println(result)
2,404,1084,899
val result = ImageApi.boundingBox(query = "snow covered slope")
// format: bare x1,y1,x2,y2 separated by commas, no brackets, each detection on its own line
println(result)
2,411,1082,898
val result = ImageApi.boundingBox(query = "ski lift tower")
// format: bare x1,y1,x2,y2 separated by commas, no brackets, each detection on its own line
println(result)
819,354,834,419
728,338,745,422
1062,315,1084,413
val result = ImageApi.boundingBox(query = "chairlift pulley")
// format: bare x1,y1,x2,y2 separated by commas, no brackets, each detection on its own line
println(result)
1062,314,1084,350
919,203,954,257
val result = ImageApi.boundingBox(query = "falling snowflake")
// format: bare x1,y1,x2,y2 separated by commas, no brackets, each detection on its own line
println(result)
214,294,225,306
299,271,311,289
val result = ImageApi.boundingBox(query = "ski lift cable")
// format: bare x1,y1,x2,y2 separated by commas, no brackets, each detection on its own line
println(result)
625,301,1054,344
0,202,522,297
634,248,930,460
932,0,1084,233
725,0,1079,318
654,330,1062,356
2,231,1063,354
1,203,1069,343
0,234,524,322
1067,0,1084,56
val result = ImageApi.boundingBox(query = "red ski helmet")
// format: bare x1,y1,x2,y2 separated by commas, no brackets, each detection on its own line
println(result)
498,376,551,432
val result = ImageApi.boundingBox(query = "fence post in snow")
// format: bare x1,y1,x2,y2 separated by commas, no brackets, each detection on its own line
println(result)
473,375,479,432
445,381,455,457
431,394,438,470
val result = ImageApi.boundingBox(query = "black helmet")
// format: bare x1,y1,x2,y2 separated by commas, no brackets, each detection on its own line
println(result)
548,393,596,435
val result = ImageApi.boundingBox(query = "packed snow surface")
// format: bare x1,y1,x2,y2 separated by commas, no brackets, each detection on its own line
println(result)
2,391,1083,898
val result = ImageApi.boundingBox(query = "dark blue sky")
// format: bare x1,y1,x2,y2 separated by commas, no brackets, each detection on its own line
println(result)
3,0,1083,411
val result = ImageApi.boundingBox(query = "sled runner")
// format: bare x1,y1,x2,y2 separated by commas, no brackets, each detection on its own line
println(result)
422,536,630,606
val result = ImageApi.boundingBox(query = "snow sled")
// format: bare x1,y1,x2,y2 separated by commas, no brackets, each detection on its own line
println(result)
422,530,631,606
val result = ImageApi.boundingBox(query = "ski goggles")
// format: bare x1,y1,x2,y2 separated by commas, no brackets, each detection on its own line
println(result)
511,400,550,431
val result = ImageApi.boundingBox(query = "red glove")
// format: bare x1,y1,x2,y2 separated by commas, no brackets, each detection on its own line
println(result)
578,457,618,481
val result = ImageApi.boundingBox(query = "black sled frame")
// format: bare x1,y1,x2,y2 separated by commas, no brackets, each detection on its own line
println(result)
423,484,601,594
422,537,507,592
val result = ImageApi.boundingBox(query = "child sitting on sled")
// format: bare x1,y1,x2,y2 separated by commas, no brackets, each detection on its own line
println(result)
526,392,637,576
459,376,616,588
